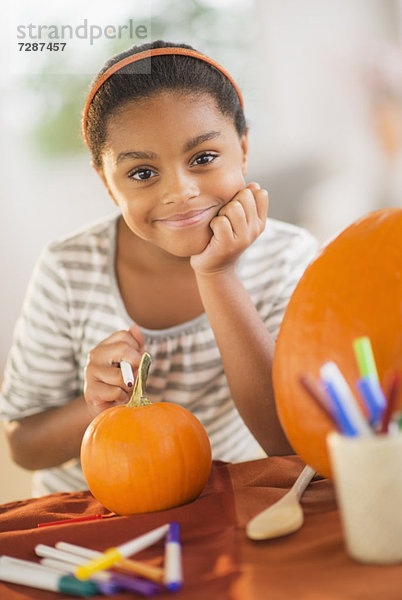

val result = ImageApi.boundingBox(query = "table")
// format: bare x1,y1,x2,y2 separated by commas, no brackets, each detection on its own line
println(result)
0,456,401,599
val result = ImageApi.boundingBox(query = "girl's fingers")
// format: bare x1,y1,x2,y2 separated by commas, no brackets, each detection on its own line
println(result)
84,367,132,415
254,188,269,222
237,185,268,224
247,181,261,191
87,341,142,370
86,354,142,396
84,326,147,414
209,213,236,243
215,186,268,241
235,191,257,226
87,360,135,388
220,186,268,229
88,381,129,406
217,200,246,235
101,327,144,352
129,323,145,349
85,382,129,417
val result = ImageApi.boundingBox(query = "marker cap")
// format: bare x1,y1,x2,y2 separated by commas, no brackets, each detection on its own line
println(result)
75,547,121,580
58,575,98,597
167,522,180,544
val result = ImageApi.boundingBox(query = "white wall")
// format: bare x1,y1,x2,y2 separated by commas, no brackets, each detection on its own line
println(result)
250,0,402,239
0,147,113,503
0,147,112,369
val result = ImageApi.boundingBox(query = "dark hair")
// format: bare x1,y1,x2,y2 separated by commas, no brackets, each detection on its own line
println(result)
84,40,247,169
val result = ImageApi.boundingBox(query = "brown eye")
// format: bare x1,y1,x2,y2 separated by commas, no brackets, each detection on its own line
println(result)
192,152,217,166
129,168,156,181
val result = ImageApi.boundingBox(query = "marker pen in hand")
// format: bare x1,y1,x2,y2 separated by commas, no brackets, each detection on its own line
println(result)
120,361,134,387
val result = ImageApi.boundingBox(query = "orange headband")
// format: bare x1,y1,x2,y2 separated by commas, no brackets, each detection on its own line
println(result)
82,47,244,147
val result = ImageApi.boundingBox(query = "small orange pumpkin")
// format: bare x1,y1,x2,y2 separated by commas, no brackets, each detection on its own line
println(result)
81,353,212,514
273,208,402,478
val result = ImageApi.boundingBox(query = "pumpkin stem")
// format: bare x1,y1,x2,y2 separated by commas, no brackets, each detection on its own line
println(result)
128,352,152,407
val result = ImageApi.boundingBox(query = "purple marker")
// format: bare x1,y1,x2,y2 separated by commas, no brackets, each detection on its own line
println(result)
111,573,160,596
164,522,183,592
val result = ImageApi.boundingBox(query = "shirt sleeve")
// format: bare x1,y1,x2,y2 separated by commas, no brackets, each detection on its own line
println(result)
0,244,80,421
261,227,319,340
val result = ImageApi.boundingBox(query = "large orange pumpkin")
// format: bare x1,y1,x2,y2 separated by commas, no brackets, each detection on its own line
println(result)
81,353,212,514
273,208,402,478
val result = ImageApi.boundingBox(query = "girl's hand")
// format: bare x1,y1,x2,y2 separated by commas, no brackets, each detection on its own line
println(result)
84,324,145,417
190,182,268,276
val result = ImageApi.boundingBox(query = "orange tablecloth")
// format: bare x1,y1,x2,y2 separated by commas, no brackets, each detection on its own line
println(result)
0,456,401,599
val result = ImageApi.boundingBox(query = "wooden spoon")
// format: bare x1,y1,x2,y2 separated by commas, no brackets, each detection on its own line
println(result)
246,465,316,540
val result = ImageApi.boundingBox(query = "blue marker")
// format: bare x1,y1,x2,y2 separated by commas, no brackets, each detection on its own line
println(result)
320,362,372,437
357,375,386,425
164,522,183,592
321,379,359,436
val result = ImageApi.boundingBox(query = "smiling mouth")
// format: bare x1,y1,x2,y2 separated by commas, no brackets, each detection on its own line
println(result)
155,206,217,228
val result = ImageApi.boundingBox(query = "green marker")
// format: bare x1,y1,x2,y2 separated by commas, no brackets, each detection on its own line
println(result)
353,336,379,380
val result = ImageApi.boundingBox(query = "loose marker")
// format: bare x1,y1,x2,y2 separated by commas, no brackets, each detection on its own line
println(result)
55,541,164,583
75,524,169,580
0,560,97,597
164,522,183,592
38,514,104,528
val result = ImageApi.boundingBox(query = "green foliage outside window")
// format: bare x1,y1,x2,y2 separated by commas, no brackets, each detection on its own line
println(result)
21,0,254,158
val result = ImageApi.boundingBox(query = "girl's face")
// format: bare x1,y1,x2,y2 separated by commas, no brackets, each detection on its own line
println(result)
98,91,248,258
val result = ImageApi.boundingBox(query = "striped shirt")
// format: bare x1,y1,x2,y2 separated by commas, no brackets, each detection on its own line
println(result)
0,212,318,495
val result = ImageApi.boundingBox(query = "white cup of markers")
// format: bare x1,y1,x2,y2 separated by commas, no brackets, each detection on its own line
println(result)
301,336,402,564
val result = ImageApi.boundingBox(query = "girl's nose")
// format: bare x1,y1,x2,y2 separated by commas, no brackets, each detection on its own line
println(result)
161,170,199,205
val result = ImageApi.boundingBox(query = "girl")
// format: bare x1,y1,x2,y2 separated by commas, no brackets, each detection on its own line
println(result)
0,41,318,495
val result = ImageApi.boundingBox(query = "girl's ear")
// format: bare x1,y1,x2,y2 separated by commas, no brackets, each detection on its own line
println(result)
240,130,249,176
93,165,118,205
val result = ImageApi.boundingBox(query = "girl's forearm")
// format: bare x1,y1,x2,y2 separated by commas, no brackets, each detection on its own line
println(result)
195,268,293,455
4,396,93,470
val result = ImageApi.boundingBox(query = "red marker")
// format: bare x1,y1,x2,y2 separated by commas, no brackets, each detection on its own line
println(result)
38,514,104,528
380,372,400,434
